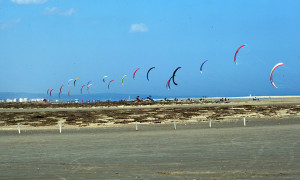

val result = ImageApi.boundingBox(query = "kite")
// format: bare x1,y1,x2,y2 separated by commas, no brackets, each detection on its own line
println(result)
60,85,64,93
122,75,127,85
147,67,155,81
68,79,74,86
270,62,284,89
50,89,54,96
47,88,51,95
200,60,208,73
166,77,173,90
234,45,247,64
87,84,92,93
108,80,114,89
87,81,92,86
172,67,181,85
133,68,140,79
59,85,64,99
103,76,108,83
81,85,86,95
68,89,72,97
74,78,79,87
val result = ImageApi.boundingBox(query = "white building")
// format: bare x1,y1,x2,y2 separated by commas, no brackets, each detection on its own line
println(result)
18,98,28,102
29,98,43,102
6,98,17,102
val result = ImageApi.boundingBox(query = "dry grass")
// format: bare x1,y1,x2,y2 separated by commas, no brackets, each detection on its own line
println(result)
1,101,300,127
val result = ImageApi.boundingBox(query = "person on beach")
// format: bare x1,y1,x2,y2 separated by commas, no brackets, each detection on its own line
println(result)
136,96,141,102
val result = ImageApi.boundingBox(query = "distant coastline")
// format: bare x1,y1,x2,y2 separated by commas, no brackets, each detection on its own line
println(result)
1,91,300,103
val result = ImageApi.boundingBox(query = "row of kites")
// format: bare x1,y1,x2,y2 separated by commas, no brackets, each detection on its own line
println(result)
47,45,284,98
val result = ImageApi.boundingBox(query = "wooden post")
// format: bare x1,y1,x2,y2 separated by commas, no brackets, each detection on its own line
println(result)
209,119,212,128
243,117,246,127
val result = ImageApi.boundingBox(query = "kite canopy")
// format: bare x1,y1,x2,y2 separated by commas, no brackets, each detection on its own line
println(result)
108,80,114,89
270,62,284,89
68,79,74,86
47,88,51,95
122,75,127,85
87,84,92,93
74,78,79,87
166,76,173,90
200,60,208,73
81,85,86,95
133,68,140,79
60,85,64,93
234,45,247,64
147,67,155,81
50,89,54,96
87,81,92,86
68,89,72,97
103,76,108,83
172,67,181,86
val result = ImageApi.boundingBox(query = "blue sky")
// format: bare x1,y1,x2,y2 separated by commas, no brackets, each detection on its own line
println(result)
1,0,300,97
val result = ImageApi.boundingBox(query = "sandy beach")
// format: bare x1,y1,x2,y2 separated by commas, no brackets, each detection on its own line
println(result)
0,96,299,179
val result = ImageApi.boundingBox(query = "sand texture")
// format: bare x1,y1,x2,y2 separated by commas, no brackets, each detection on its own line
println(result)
0,97,299,179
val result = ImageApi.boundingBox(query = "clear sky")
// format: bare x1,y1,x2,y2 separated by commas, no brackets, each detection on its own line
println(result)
1,0,300,97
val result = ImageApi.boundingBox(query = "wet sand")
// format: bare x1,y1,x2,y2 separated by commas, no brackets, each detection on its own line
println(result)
0,118,300,179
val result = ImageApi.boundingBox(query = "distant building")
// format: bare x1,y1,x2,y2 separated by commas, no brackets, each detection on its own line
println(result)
18,98,28,102
5,99,11,102
29,98,43,102
6,98,17,102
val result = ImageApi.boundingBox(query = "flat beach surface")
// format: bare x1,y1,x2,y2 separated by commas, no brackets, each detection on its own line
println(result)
0,96,300,179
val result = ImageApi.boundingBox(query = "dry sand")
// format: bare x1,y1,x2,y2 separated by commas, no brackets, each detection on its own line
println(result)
0,121,300,179
0,96,299,179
